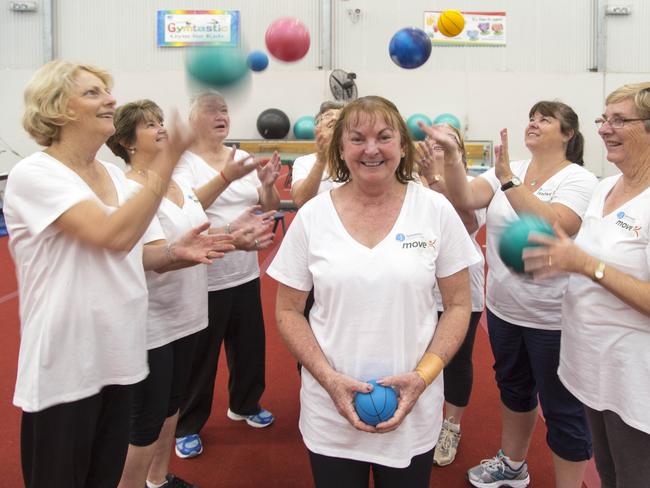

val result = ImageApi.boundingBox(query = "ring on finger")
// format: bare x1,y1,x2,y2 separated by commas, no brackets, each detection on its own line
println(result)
254,239,259,249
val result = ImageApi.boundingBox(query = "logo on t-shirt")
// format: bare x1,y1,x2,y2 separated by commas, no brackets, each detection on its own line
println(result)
187,193,201,203
614,211,641,237
396,232,437,250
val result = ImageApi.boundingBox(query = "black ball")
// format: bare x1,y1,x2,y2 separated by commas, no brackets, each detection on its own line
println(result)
257,108,291,139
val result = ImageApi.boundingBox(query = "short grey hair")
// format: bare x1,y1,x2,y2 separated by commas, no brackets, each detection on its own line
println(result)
188,90,226,121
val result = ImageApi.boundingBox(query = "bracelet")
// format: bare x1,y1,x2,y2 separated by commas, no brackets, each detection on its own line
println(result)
135,169,165,199
414,352,445,386
165,243,177,263
220,170,231,185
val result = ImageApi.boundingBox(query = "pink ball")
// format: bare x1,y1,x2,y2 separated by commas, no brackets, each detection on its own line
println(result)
265,17,310,62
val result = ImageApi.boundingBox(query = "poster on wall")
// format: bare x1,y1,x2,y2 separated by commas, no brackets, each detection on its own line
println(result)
423,11,506,46
157,10,240,47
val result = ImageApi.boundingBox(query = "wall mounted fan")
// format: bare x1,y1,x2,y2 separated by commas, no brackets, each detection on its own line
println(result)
329,69,358,101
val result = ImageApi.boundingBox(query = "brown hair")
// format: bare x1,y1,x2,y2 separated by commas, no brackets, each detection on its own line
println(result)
106,99,163,164
528,101,584,166
327,96,415,184
22,60,113,146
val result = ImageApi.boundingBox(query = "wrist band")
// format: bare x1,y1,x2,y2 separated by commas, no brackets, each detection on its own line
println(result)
226,223,232,234
220,170,231,185
414,352,444,386
165,243,176,263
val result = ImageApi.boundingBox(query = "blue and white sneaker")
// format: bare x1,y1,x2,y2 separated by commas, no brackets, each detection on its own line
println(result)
175,434,203,459
226,407,274,428
467,450,530,488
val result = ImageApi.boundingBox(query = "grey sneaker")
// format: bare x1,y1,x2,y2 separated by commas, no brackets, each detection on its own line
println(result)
467,450,530,488
433,418,461,466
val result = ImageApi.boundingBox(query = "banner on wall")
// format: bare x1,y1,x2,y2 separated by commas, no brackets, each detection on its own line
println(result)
424,11,506,46
157,10,240,47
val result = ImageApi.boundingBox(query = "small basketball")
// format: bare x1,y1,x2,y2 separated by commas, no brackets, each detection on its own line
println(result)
265,17,310,62
498,215,554,273
437,10,465,38
354,380,398,426
247,50,269,72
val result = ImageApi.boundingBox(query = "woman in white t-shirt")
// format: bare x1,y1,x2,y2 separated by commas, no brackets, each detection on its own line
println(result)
2,61,215,488
269,96,480,487
423,101,598,488
291,101,345,208
172,91,281,458
417,124,487,467
524,83,650,488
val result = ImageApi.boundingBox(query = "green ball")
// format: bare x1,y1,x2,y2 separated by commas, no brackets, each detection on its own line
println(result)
186,46,249,88
293,115,316,140
406,113,432,141
498,215,554,273
433,113,461,130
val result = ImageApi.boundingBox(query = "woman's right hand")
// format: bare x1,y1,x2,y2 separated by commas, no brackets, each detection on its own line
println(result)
322,371,377,433
222,146,258,183
417,122,462,165
227,206,275,251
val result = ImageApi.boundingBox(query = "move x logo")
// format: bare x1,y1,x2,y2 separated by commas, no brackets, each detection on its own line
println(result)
395,233,437,250
615,211,641,237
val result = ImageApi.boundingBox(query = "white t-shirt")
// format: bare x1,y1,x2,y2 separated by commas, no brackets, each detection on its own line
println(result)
4,153,150,412
267,182,481,467
559,175,650,434
174,150,262,291
126,179,209,349
480,160,597,330
434,176,486,312
291,153,340,195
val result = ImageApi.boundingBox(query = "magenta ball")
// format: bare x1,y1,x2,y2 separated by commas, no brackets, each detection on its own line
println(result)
265,17,310,62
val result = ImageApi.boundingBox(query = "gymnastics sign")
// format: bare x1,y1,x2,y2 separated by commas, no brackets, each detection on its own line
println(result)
157,10,240,47
424,11,506,46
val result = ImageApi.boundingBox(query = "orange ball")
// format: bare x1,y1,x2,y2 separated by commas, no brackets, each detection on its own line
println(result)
437,10,465,38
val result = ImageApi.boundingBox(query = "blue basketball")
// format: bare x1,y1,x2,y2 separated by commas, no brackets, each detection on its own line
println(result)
389,27,432,69
499,214,554,273
293,115,316,140
247,50,269,72
433,113,462,130
354,380,398,426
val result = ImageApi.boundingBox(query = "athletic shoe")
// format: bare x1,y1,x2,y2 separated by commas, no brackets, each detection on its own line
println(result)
467,450,530,488
226,407,275,428
147,474,199,488
433,418,461,466
174,434,203,459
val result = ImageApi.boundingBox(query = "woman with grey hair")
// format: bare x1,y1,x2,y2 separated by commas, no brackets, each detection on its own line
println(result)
173,91,281,459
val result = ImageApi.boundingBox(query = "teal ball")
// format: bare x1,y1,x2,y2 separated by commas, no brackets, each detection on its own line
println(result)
433,113,461,130
407,113,432,141
186,46,249,88
499,215,554,273
354,380,398,426
293,116,316,140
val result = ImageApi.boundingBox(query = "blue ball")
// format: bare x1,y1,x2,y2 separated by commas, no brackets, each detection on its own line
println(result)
407,113,432,141
293,115,316,140
389,27,432,69
498,214,555,273
433,113,462,130
354,380,398,426
247,50,269,72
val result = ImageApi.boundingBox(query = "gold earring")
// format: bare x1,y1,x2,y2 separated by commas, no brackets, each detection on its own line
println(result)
129,147,136,154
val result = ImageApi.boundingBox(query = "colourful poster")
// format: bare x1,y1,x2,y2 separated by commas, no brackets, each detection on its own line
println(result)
424,11,506,46
157,10,240,47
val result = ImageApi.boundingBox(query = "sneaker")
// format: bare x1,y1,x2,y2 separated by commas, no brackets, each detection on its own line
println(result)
226,407,274,428
147,474,199,488
433,418,461,466
467,450,530,488
174,434,203,459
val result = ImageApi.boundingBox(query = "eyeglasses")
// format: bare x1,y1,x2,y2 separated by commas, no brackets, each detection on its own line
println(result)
594,116,650,129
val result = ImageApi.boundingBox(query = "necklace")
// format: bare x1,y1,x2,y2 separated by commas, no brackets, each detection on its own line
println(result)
528,159,569,187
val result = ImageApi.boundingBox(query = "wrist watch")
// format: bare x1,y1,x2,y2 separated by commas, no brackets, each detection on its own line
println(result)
430,174,443,184
593,261,606,281
500,176,522,192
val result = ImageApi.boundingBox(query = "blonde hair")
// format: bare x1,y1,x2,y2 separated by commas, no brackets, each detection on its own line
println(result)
22,60,113,146
606,82,650,132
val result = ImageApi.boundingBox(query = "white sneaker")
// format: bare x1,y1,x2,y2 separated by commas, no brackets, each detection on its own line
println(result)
433,418,461,466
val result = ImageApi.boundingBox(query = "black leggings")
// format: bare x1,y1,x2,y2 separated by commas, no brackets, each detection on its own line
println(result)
308,448,433,488
440,311,483,407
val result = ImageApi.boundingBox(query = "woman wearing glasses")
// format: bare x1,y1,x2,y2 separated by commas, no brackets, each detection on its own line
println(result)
524,83,650,488
422,101,598,488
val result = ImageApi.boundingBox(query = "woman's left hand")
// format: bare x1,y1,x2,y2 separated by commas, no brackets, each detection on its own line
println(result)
523,222,588,278
374,372,427,433
256,151,282,188
171,222,235,264
494,128,514,184
415,138,441,182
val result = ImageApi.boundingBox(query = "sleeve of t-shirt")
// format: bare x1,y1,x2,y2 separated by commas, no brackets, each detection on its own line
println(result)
475,206,487,229
143,215,165,244
266,210,313,291
550,167,598,218
173,153,198,189
6,156,96,237
435,197,483,278
291,154,312,185
478,166,500,192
